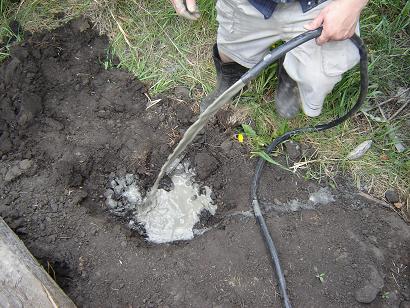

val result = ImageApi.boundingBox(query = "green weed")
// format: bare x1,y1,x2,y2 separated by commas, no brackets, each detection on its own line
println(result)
315,272,326,283
381,291,390,300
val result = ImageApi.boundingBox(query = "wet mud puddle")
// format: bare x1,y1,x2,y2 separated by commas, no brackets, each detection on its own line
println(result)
105,162,216,243
104,76,240,244
123,75,243,244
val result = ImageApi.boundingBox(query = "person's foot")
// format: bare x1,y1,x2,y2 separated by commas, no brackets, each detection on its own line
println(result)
200,45,248,113
274,59,302,119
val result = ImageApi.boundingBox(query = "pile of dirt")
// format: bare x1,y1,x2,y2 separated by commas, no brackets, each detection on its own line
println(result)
0,18,409,307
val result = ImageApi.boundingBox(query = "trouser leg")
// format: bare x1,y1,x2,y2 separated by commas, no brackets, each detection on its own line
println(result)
215,0,360,117
200,45,248,112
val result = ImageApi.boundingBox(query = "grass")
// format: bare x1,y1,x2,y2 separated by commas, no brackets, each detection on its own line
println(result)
93,0,218,95
304,1,410,199
0,0,15,61
0,0,408,210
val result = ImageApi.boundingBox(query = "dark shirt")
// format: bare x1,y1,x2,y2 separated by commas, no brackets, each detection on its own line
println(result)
248,0,328,18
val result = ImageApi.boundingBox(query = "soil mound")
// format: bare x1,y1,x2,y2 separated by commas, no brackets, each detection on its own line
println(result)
0,18,408,307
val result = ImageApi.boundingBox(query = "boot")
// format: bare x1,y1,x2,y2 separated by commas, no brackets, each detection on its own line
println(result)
200,44,248,113
274,58,302,119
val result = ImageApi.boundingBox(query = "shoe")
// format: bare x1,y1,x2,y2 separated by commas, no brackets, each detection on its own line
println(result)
200,44,248,113
274,58,301,119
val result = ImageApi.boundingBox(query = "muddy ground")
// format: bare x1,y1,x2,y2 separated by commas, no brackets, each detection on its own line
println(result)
0,18,409,308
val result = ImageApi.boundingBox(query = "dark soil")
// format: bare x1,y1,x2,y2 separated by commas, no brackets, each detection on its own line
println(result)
0,18,409,308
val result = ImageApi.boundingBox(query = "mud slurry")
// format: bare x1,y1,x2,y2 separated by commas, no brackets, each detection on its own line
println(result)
105,163,216,244
0,18,409,307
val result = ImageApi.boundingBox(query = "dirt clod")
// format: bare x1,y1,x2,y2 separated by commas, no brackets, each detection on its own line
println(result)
385,189,400,204
220,139,233,154
19,159,32,170
285,140,302,160
4,159,32,182
174,86,190,101
70,18,90,33
355,284,380,303
354,265,384,304
194,152,219,180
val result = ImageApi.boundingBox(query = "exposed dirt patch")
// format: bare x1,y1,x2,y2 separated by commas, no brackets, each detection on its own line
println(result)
0,19,409,307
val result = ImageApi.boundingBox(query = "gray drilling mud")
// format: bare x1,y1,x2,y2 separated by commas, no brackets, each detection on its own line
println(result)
260,187,336,213
106,162,216,243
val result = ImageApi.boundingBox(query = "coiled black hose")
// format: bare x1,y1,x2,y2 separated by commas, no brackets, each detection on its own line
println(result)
248,34,368,308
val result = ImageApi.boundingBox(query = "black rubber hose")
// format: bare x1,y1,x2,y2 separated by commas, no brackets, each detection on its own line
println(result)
250,34,368,308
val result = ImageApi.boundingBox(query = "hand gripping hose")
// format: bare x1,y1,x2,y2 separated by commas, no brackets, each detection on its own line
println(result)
240,29,368,308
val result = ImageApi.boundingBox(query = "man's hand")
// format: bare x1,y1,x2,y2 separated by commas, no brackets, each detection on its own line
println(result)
171,0,200,20
304,0,368,45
